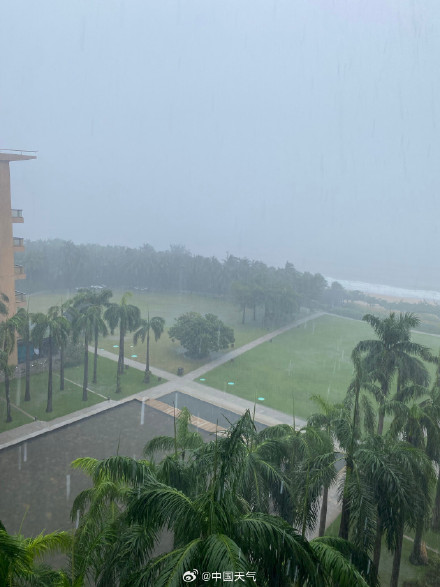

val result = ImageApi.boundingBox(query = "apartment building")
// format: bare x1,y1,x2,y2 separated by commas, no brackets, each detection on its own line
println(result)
0,149,36,361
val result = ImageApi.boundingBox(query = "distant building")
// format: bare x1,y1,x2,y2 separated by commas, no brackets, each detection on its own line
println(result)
0,149,36,361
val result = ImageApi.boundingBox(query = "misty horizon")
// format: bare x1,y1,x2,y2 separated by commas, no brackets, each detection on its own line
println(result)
2,1,439,291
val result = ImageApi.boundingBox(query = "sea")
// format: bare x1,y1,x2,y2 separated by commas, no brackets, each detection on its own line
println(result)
325,277,440,303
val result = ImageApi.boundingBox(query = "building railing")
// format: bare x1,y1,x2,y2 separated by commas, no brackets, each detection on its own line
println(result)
15,291,26,303
13,237,24,247
0,149,37,156
14,265,25,276
11,209,23,218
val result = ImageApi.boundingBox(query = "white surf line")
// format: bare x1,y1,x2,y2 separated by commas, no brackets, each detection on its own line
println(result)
64,378,109,400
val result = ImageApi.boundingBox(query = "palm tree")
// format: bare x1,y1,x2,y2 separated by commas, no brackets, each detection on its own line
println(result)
71,414,378,587
133,313,165,383
0,520,71,585
104,293,140,392
58,299,76,391
353,312,433,435
32,306,70,413
14,307,33,401
74,288,112,383
308,395,343,536
72,304,105,402
145,406,203,462
141,406,204,496
0,316,17,423
388,388,440,566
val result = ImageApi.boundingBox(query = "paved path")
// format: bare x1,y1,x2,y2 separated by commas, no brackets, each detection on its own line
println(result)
0,312,322,449
0,309,342,531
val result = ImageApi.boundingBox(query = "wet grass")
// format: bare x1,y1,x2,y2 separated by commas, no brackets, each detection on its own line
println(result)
199,314,440,421
26,290,270,374
199,314,371,419
325,516,437,586
0,354,161,433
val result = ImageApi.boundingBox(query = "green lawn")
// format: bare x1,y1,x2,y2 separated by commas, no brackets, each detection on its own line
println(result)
26,290,270,375
199,314,440,421
325,515,439,586
0,354,162,433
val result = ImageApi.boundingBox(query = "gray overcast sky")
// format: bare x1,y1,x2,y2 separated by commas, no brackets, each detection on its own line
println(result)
1,0,439,288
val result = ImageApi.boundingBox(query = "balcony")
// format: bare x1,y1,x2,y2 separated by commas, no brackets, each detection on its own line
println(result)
15,291,26,305
14,265,26,279
13,237,25,252
11,209,24,223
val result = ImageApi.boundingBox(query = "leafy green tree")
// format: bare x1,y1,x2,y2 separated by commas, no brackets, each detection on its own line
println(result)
0,316,17,423
263,284,298,327
104,293,140,392
230,281,253,324
32,307,70,413
133,313,165,383
353,312,432,435
168,312,234,359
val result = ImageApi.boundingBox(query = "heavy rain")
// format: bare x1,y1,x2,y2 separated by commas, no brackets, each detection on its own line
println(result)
1,1,440,586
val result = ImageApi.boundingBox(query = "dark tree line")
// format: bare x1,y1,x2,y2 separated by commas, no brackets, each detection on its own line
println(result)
18,240,328,307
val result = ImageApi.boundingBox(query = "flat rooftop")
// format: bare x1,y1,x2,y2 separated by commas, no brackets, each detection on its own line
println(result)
0,149,37,161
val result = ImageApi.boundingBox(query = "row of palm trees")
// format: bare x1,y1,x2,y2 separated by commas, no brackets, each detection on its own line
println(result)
0,408,381,586
0,290,165,421
3,305,440,584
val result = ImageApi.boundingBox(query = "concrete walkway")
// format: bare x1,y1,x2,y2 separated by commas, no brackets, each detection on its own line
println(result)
1,312,324,449
0,309,341,532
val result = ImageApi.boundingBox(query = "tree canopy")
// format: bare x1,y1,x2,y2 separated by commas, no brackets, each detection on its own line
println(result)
168,312,234,359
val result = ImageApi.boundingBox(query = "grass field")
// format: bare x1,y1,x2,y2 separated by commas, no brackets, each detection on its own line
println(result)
25,290,269,374
325,515,440,586
0,353,161,433
199,314,440,421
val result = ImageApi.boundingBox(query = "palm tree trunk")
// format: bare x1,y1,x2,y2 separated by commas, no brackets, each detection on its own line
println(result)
431,474,440,531
373,515,383,570
301,466,311,538
318,484,329,537
5,368,12,422
93,324,98,383
409,520,428,565
390,525,404,587
377,406,385,436
118,326,125,375
83,332,89,401
339,494,351,540
60,345,65,391
24,342,31,401
46,336,53,413
339,460,352,540
144,329,151,383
